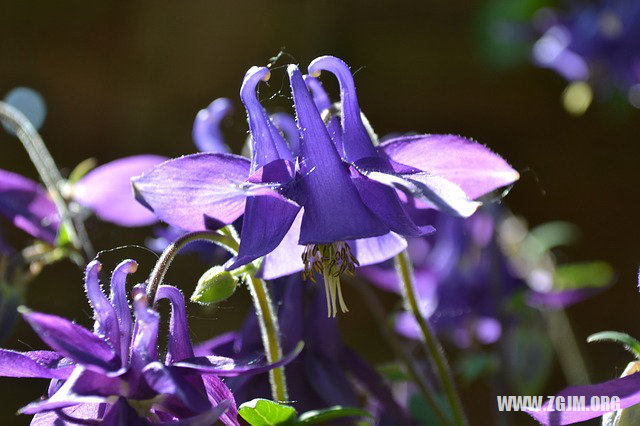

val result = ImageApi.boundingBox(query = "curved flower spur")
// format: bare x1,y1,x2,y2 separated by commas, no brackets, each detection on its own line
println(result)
0,259,299,424
132,56,519,316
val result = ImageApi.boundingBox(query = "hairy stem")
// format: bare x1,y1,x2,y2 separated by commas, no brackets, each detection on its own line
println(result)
0,101,94,261
146,230,238,304
145,229,288,401
395,250,468,426
247,275,287,402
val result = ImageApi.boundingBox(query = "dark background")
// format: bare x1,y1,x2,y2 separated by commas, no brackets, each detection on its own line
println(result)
1,1,639,424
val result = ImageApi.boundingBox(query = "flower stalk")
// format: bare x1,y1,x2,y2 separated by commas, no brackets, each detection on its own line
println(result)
395,250,468,426
0,101,94,261
145,228,288,402
351,277,453,426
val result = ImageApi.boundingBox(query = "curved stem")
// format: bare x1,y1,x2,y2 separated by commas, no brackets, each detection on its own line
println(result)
395,251,468,426
0,101,93,261
146,230,239,304
145,229,288,401
351,278,452,426
247,275,287,402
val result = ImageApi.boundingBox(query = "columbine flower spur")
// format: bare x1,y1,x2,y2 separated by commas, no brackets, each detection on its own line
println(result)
0,259,296,424
132,55,519,316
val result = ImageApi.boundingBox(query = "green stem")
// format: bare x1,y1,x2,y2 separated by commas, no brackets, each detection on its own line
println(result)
145,229,288,401
146,230,239,304
351,278,452,426
247,275,287,402
543,308,590,385
395,251,468,426
0,101,94,261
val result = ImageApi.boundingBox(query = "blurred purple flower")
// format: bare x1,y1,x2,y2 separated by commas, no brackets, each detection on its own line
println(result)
363,207,523,348
0,259,298,424
196,275,409,424
0,168,59,244
192,98,233,153
73,155,167,227
363,207,599,348
532,0,640,106
132,56,518,315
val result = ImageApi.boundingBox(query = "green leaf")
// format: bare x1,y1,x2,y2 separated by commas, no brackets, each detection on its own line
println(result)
553,261,613,290
190,266,238,305
238,399,297,426
296,406,373,424
377,362,411,382
529,221,580,251
455,352,499,386
68,158,97,184
587,331,640,360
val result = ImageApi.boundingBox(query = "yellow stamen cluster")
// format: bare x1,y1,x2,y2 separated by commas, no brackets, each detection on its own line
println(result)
302,242,359,317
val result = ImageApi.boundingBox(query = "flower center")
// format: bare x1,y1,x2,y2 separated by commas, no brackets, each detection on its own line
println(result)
302,242,359,317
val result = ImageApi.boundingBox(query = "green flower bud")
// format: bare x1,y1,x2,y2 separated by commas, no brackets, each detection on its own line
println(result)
191,266,237,305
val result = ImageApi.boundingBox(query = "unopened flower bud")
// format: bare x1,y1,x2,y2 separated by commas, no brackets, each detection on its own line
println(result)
191,266,238,305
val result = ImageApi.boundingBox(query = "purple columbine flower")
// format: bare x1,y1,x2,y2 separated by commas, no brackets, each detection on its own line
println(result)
0,259,297,424
532,0,640,106
132,55,519,316
196,274,410,424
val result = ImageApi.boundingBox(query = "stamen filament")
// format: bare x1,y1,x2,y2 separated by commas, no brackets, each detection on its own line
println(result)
302,242,358,317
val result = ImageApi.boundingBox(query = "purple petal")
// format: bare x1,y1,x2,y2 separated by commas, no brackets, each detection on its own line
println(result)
31,403,104,426
526,372,640,425
132,153,251,231
351,174,436,236
304,75,343,157
174,341,303,377
201,376,238,426
0,168,58,244
347,232,408,267
129,285,160,376
154,285,194,364
257,210,306,280
193,98,232,153
353,157,480,218
379,134,520,200
229,197,300,269
394,312,421,340
109,260,138,364
142,362,211,413
0,349,73,379
308,55,377,162
288,65,387,244
21,310,119,372
84,261,121,363
73,155,167,227
271,112,300,156
241,66,293,171
20,366,122,414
